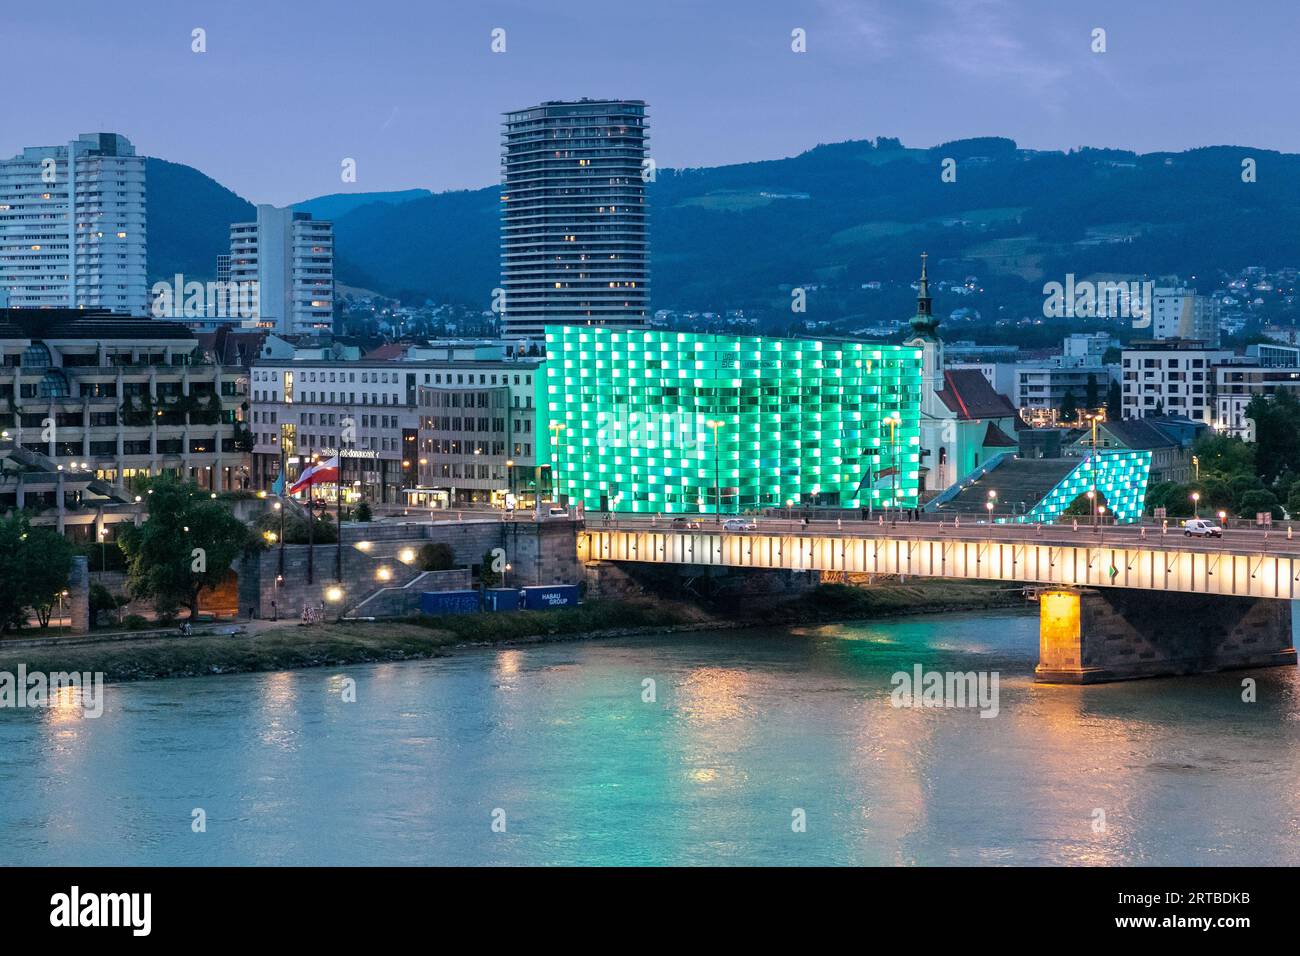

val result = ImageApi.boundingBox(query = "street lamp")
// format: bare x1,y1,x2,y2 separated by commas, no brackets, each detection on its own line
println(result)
1191,491,1201,518
548,421,565,506
706,418,725,523
887,411,902,525
1086,489,1096,527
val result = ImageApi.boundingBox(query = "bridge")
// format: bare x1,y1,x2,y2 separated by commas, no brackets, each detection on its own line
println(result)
577,517,1299,684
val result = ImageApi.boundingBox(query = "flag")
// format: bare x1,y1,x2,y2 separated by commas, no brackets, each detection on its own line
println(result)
271,471,285,496
289,456,338,496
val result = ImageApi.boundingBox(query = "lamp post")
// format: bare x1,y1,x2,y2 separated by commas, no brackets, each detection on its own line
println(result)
1191,491,1200,519
1086,489,1096,528
548,421,565,508
274,500,285,577
987,488,997,524
706,418,725,523
887,411,901,525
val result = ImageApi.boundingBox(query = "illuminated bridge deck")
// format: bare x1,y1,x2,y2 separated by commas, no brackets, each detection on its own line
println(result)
578,520,1300,601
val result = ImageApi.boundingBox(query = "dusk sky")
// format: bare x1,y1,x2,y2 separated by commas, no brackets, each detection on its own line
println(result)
5,0,1294,205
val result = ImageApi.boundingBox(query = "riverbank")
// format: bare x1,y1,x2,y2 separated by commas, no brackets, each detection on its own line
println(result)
0,580,1027,683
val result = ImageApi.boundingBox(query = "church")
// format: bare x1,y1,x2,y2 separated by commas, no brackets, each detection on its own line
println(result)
903,254,1022,496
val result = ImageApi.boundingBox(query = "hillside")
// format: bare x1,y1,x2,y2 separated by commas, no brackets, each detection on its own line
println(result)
145,158,253,282
146,137,1300,320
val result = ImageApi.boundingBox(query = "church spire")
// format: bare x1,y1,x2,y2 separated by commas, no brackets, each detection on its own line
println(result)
909,251,940,340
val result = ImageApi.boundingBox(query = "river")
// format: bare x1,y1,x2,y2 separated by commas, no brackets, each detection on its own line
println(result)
2,608,1298,866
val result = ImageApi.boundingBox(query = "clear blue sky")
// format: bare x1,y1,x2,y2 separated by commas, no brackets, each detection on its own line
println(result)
4,0,1294,205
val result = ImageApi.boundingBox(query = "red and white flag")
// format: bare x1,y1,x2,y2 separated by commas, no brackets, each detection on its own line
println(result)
288,456,339,496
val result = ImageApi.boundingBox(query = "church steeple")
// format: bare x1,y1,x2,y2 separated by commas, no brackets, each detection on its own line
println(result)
909,251,940,340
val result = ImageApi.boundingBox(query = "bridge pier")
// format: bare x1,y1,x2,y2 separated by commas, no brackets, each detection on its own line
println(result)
1037,587,1297,683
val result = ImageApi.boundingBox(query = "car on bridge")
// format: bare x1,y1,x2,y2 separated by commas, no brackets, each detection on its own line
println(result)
670,517,702,529
723,518,757,532
1183,518,1223,538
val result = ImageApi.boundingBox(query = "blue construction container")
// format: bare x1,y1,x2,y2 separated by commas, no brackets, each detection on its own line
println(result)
483,588,521,612
419,589,482,615
519,585,580,610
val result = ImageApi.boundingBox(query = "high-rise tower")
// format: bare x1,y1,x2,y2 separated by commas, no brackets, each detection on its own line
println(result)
0,133,147,313
500,99,649,340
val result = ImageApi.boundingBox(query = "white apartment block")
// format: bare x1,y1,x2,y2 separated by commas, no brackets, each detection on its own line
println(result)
1013,361,1118,426
249,349,541,507
1152,288,1219,346
1215,365,1300,440
0,133,147,313
229,205,333,335
1121,344,1234,425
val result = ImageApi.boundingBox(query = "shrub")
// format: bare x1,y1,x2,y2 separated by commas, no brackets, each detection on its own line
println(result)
419,542,455,571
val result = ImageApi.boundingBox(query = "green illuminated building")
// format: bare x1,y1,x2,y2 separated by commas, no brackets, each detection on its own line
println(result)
539,326,923,514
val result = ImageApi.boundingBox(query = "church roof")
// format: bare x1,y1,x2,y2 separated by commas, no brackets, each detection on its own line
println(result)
982,420,1019,448
936,368,1018,421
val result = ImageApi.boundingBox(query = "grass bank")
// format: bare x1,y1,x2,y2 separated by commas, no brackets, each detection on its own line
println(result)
0,581,1025,684
0,598,715,684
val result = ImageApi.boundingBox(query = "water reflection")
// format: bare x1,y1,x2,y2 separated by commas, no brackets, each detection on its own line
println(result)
1,608,1297,866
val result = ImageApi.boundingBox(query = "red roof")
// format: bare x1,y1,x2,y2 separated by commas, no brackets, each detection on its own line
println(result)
982,421,1018,448
936,369,1018,421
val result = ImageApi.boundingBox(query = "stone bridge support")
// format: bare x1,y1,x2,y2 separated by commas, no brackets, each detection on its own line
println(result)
1037,587,1296,683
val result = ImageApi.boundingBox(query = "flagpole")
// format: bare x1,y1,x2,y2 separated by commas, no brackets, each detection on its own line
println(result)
336,454,343,583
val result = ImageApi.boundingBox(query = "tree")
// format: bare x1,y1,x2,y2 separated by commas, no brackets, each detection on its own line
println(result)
0,515,74,631
118,477,255,620
1062,490,1107,518
25,528,76,628
1286,483,1300,518
419,542,455,571
1238,489,1281,520
1085,373,1099,410
355,501,373,522
1106,380,1122,418
1059,390,1078,423
478,549,502,587
1245,391,1300,485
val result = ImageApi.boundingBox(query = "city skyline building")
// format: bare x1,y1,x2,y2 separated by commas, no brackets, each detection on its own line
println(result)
500,99,649,340
0,133,147,314
229,204,334,335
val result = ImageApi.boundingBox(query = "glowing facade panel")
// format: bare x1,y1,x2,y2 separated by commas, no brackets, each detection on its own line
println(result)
540,326,923,514
1019,451,1152,524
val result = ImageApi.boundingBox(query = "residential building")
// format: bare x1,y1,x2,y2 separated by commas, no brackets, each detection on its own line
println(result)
1152,287,1220,346
1013,362,1116,426
0,133,147,313
1215,365,1300,439
1121,341,1234,425
500,99,649,340
229,205,334,334
0,308,250,535
1062,332,1118,366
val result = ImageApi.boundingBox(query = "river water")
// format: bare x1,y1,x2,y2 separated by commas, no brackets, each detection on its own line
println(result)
2,608,1298,866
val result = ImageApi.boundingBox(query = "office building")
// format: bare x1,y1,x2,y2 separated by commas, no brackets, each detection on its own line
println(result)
0,308,250,535
0,133,147,313
250,345,540,506
500,99,649,340
229,205,334,334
